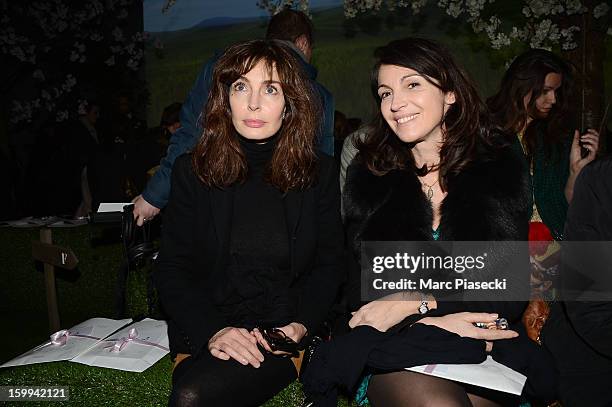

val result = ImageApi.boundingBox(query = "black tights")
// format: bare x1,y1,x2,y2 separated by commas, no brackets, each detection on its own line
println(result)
170,350,297,407
368,371,511,407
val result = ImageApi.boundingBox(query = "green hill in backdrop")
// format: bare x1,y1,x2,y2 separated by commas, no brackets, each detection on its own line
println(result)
145,4,611,131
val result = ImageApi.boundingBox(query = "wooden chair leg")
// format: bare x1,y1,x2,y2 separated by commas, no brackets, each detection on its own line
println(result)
172,353,191,372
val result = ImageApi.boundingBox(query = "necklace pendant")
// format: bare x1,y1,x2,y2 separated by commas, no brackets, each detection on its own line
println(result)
427,187,434,200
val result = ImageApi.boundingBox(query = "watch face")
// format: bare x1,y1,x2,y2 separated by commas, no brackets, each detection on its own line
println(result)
419,301,429,314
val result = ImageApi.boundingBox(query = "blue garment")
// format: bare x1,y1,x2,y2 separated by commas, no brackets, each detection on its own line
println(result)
142,50,335,209
432,227,440,241
355,374,371,405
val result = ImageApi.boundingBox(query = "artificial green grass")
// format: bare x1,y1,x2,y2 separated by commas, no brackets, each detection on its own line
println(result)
0,225,355,406
0,225,123,363
0,357,355,407
0,357,173,406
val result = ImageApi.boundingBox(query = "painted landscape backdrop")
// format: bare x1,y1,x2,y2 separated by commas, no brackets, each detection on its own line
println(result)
144,3,612,129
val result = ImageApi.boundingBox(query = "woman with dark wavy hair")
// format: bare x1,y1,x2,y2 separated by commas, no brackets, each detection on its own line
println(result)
488,50,599,314
488,49,599,238
303,38,555,407
154,39,343,406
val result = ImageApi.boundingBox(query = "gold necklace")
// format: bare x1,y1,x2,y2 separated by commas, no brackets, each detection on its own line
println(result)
420,178,440,201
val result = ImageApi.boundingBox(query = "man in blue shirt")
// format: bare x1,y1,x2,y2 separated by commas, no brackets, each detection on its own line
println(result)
133,8,334,225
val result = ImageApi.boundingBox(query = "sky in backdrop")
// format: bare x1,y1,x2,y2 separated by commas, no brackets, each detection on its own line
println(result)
144,0,342,32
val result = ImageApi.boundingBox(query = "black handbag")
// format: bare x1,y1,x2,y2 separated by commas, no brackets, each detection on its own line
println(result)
116,204,159,317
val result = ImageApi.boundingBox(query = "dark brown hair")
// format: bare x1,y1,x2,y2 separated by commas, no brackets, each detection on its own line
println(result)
265,7,313,45
160,102,182,127
192,40,319,192
487,48,575,158
358,38,492,190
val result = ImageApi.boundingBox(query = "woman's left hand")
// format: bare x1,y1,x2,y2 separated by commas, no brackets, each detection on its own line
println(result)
417,312,519,341
570,128,600,174
277,322,308,343
349,293,420,332
252,322,307,356
566,129,600,202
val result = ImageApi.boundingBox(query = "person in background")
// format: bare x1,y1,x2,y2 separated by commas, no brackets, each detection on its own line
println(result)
487,49,599,238
72,101,100,217
159,102,182,145
487,49,600,340
132,8,335,226
110,92,146,145
127,102,183,194
542,157,612,406
154,39,343,407
333,110,348,165
339,125,370,201
333,110,362,167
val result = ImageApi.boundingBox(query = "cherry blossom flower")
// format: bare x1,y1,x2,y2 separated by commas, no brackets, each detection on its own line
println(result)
5,0,153,123
593,3,609,19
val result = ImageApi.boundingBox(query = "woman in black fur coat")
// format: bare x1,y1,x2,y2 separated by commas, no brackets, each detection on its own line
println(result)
302,38,556,407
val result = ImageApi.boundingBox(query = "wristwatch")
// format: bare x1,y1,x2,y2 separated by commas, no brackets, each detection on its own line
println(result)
418,300,429,314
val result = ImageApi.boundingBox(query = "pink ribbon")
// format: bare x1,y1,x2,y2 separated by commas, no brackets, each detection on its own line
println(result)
50,329,101,346
105,328,169,353
424,364,437,374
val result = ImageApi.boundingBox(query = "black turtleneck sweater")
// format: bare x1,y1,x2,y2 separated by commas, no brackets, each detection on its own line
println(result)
230,136,290,268
220,135,292,328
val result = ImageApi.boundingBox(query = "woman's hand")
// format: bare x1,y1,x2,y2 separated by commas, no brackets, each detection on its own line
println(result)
252,322,307,356
208,327,265,368
417,312,519,341
570,129,600,173
278,322,308,343
566,129,600,202
349,293,423,332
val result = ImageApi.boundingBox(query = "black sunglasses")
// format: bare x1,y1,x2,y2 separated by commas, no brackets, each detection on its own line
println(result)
258,327,299,358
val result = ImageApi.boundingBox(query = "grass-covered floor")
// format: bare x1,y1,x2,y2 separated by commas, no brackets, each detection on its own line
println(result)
1,357,343,407
0,225,355,406
0,225,125,363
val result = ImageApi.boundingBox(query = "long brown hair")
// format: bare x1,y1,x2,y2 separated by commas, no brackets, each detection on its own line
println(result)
192,39,319,192
487,48,575,158
357,38,493,190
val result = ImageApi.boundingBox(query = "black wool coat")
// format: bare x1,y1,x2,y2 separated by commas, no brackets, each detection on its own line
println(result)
154,153,344,358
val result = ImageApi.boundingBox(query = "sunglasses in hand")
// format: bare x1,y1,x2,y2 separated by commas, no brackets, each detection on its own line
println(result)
257,327,300,358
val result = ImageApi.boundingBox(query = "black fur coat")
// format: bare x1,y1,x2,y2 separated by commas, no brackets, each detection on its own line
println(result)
339,144,557,402
343,143,530,319
343,144,529,246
